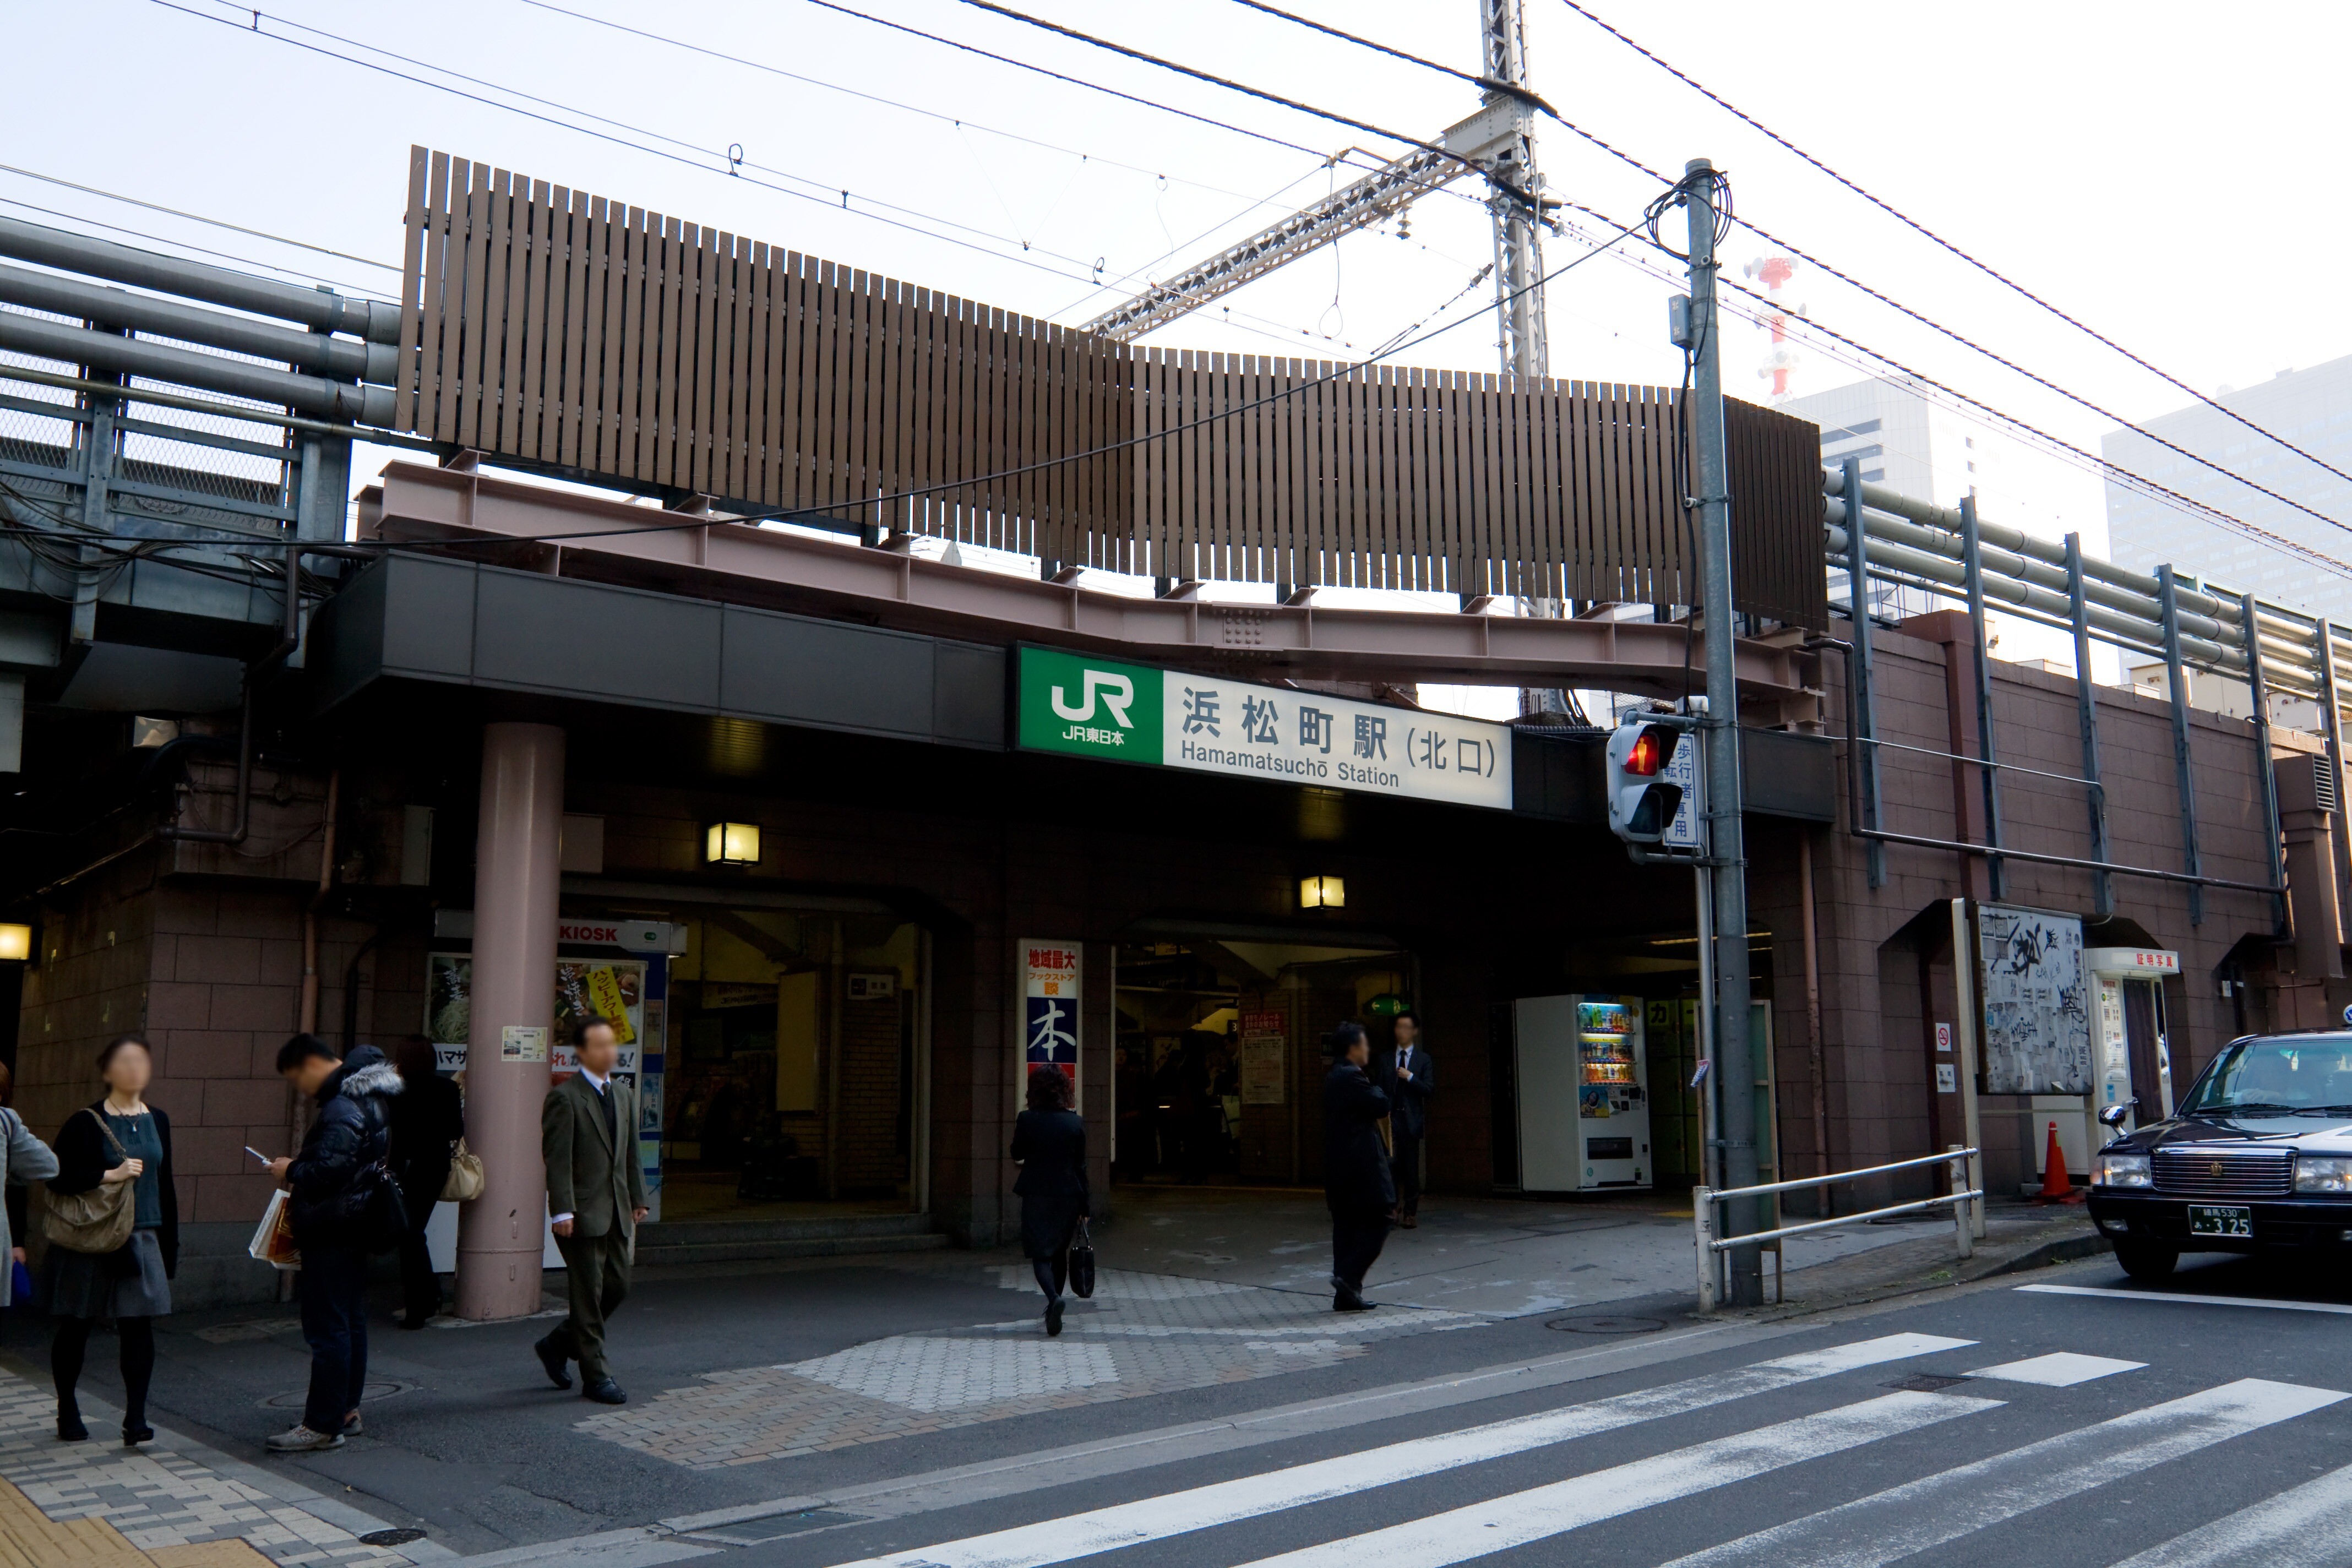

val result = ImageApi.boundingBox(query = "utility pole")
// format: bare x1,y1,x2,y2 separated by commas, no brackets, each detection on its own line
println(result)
1684,158,1761,1306
1481,0,1548,383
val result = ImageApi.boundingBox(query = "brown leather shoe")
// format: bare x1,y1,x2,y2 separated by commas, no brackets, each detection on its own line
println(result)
1401,1215,1419,1229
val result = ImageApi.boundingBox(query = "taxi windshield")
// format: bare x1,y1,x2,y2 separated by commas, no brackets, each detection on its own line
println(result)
2180,1038,2352,1117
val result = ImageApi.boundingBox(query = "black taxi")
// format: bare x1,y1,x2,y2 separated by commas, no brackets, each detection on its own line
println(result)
2087,1031,2352,1280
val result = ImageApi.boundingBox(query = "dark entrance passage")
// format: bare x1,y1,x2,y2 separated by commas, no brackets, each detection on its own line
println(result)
1112,933,1410,1187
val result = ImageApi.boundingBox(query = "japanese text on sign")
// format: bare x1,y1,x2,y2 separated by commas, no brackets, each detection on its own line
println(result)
1022,940,1082,1097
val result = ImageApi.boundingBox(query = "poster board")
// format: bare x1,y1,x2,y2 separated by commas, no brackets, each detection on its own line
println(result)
1022,940,1081,1096
426,954,646,1079
1239,1010,1287,1106
1974,903,2092,1095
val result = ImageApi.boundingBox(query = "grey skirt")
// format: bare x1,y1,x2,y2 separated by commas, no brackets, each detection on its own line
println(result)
47,1228,172,1321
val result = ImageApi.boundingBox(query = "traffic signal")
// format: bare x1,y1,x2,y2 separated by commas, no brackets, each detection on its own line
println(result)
1607,717,1687,843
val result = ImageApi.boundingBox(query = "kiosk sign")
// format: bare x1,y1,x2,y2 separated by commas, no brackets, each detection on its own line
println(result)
1017,646,1511,810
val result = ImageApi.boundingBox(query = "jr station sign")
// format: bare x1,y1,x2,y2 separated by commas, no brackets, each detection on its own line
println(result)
1016,646,1512,810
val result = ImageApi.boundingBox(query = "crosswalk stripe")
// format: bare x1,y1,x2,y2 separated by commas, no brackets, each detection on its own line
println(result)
1233,1390,2000,1568
821,1332,1973,1568
2018,1283,2352,1316
2099,1462,2352,1568
1658,1378,2349,1568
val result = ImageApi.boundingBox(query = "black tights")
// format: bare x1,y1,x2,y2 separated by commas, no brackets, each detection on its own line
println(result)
53,1316,155,1430
1032,1248,1070,1305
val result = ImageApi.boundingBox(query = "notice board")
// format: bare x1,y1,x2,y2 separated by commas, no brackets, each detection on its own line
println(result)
1975,903,2092,1094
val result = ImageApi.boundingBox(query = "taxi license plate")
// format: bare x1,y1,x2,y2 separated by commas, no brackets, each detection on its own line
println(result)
2188,1204,2253,1238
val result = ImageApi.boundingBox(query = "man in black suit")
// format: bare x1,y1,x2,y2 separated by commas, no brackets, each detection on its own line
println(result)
1377,1010,1434,1228
1322,1022,1393,1313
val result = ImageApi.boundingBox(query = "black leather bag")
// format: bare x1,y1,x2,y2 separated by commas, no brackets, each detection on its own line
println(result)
348,1158,411,1255
1068,1218,1096,1299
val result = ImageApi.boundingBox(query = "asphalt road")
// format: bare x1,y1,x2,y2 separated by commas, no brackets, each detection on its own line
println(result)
680,1250,2352,1568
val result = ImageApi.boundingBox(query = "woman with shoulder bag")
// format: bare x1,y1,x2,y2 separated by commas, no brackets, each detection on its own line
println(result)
46,1033,177,1445
1009,1068,1089,1337
388,1035,465,1329
0,1063,61,1330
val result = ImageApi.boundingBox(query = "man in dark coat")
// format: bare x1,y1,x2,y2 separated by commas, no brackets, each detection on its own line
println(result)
1322,1022,1394,1312
267,1036,404,1452
1375,1010,1435,1227
537,1016,649,1406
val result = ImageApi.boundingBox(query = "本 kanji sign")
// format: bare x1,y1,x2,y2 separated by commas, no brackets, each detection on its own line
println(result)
1017,646,1511,810
1022,939,1082,1097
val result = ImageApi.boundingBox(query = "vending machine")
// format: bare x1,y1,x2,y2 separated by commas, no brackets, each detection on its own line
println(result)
1514,993,1652,1192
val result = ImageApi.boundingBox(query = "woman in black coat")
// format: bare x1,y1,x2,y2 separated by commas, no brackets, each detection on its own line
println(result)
1010,1068,1088,1337
388,1035,464,1329
48,1033,179,1445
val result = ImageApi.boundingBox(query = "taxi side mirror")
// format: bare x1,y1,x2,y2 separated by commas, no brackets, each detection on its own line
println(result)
2097,1101,2136,1129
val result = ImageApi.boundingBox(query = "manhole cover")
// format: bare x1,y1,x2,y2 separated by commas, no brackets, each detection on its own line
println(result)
1545,1315,1666,1335
260,1380,411,1409
1883,1373,1970,1392
359,1529,428,1547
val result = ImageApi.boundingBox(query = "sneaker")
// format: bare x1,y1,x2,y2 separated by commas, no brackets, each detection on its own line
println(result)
265,1424,346,1453
341,1411,363,1436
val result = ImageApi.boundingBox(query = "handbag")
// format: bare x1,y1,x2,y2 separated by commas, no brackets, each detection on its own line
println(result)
1068,1217,1097,1300
439,1137,485,1203
351,1157,412,1255
42,1109,139,1256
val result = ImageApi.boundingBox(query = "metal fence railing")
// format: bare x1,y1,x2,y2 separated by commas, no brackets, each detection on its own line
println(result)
1694,1146,1979,1312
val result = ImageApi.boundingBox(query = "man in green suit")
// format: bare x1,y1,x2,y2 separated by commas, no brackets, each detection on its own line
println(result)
534,1015,649,1406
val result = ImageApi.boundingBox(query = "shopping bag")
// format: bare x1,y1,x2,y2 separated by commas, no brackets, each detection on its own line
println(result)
1068,1218,1096,1299
8,1258,32,1307
248,1189,301,1271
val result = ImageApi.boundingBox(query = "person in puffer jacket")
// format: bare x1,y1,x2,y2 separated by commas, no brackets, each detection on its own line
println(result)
263,1036,404,1453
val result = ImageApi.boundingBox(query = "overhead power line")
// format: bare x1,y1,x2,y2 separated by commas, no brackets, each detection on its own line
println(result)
0,162,397,273
514,0,1308,213
1224,0,1555,113
1716,270,2352,581
1551,0,2352,498
157,0,1117,292
793,0,1329,162
952,0,1536,211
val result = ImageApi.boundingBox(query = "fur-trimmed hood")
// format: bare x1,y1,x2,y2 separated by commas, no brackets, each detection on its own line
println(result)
318,1044,402,1109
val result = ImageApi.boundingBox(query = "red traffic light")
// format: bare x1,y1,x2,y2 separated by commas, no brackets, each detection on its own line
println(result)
1625,726,1668,777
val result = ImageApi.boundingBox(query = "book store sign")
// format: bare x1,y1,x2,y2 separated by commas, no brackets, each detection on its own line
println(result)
1016,646,1512,810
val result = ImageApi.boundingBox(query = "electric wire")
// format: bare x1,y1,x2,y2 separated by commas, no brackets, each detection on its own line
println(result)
0,162,396,273
514,0,1309,214
1714,270,2352,581
951,1,1538,211
154,1,1118,292
0,190,391,301
1223,0,1555,112
187,2,1114,279
1550,0,2352,498
1200,0,2352,541
795,0,1328,161
1529,115,2352,543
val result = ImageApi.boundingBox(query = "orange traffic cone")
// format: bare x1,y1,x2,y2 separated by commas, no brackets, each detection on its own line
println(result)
2037,1120,2079,1203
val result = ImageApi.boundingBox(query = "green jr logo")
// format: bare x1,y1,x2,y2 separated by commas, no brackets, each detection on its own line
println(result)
1018,647,1163,765
1050,669,1134,728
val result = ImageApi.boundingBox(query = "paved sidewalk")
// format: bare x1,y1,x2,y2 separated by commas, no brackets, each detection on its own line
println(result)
0,1361,424,1566
582,1262,1488,1469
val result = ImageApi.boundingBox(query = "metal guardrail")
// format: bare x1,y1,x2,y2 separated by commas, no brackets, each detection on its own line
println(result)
1694,1145,1979,1312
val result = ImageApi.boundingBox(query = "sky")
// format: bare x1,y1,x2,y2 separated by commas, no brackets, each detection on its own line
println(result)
9,0,2348,707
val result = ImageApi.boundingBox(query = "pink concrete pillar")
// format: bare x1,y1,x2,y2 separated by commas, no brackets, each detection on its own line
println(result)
455,722,565,1320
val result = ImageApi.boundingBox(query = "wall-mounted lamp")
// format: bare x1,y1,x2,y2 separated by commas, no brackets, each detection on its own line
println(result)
1298,874,1346,910
704,821,761,867
0,923,30,962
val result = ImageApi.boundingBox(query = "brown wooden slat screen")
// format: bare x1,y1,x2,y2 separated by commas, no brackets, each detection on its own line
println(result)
393,148,1823,628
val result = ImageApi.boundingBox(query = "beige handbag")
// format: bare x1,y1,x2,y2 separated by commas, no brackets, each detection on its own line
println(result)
439,1137,486,1202
43,1110,139,1255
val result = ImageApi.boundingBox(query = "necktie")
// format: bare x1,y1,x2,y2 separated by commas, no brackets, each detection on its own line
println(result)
597,1082,617,1147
